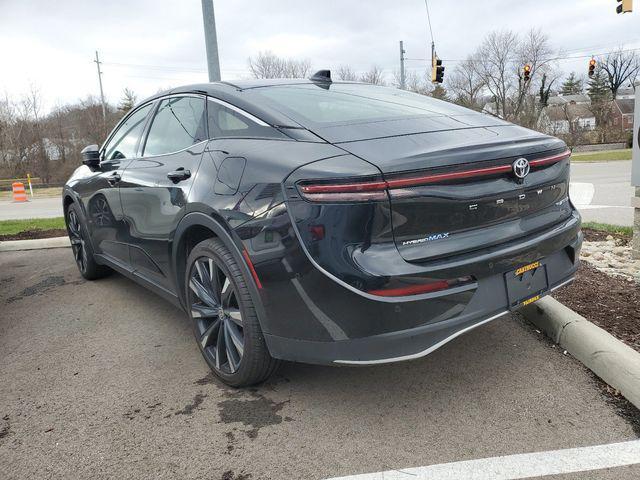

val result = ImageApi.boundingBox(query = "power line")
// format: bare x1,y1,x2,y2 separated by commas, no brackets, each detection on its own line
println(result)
548,47,640,61
103,61,208,73
405,46,640,64
424,0,435,45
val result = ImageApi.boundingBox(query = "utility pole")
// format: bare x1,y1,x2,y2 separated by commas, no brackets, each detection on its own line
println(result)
94,50,106,120
201,0,221,82
399,41,406,90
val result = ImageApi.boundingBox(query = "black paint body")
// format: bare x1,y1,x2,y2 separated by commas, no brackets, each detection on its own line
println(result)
63,80,581,365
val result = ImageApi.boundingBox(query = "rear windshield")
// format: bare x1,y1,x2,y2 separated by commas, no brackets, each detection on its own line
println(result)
251,83,469,125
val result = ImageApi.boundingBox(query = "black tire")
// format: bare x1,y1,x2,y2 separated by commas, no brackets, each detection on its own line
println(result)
186,238,279,387
65,203,111,281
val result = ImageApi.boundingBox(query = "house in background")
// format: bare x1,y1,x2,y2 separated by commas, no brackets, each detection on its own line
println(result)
547,94,591,106
616,87,635,100
541,103,596,134
609,98,635,132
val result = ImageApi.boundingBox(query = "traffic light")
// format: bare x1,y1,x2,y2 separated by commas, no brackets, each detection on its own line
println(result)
616,0,632,13
431,55,445,84
588,58,596,77
523,64,531,82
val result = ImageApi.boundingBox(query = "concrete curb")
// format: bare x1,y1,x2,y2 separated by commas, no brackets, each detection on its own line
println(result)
521,296,640,410
0,236,70,252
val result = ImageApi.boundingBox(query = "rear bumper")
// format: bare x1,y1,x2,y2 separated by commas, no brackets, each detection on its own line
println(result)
264,274,574,365
239,206,581,366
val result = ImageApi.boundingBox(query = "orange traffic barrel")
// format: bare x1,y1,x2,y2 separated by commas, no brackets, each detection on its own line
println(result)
12,182,28,202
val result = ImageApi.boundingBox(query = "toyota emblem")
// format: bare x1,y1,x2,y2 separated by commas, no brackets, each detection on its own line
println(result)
512,158,530,179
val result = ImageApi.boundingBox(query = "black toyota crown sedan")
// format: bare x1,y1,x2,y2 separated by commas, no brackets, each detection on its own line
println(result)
63,71,581,386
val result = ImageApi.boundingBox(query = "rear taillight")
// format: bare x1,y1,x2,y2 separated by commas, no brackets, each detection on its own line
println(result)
297,149,571,203
297,178,388,202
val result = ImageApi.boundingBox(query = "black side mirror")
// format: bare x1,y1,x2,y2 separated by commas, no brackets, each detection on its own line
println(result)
81,144,101,169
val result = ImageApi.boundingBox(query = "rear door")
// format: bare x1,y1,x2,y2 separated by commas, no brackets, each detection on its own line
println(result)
119,94,207,292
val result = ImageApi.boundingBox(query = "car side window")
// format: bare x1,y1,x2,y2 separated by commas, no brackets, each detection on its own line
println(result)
207,99,273,138
143,96,206,156
103,103,153,161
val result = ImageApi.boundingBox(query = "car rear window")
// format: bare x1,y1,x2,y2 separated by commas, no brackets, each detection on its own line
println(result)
252,83,469,125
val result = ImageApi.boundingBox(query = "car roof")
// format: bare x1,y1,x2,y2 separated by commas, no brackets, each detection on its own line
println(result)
155,78,363,95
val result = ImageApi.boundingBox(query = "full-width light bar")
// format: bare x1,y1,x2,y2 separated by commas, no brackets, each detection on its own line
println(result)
298,150,571,202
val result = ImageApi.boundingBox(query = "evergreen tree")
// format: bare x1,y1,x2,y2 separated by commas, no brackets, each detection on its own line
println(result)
560,72,583,95
587,70,611,102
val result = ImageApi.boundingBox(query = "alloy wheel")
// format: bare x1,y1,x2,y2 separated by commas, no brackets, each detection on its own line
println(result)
68,210,87,273
189,257,245,374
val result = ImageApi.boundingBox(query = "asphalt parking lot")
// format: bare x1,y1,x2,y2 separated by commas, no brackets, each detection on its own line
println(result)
1,248,639,480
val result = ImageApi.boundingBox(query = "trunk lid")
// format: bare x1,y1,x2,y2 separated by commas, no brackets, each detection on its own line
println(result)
337,125,573,263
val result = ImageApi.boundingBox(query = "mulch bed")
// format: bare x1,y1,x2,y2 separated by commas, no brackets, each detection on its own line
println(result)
582,227,630,245
0,228,67,241
554,262,640,352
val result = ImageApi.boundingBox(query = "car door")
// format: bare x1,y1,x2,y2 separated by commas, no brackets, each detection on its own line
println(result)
118,94,207,293
79,102,154,265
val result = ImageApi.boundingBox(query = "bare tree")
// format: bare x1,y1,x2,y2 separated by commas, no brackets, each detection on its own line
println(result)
77,96,114,144
474,30,519,119
282,58,312,78
599,48,640,98
248,51,311,79
448,56,485,110
473,29,556,126
360,65,386,85
0,89,126,183
391,69,428,94
18,86,51,183
336,65,358,81
0,93,15,166
248,51,281,78
511,29,555,120
48,104,70,164
392,69,430,95
429,84,448,100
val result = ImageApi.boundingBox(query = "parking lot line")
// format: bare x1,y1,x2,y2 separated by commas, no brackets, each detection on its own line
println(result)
324,440,640,480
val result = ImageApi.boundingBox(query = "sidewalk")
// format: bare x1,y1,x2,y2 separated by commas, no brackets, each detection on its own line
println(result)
0,197,63,220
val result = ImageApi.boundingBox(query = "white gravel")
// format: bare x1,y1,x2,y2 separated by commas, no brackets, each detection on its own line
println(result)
580,235,640,283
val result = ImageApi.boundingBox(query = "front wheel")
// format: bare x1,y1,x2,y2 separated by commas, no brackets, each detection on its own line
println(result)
186,238,279,387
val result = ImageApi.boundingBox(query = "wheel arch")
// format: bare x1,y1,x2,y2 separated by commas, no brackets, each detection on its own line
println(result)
63,193,75,212
61,189,105,256
62,189,81,221
172,212,271,333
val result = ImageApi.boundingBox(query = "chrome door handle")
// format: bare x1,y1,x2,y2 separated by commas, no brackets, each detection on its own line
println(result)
107,173,121,186
167,168,191,183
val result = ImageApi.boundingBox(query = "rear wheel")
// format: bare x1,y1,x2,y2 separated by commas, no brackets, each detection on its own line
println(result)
186,238,279,387
66,203,111,280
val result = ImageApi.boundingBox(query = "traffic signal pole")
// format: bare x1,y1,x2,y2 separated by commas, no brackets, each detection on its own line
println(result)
399,41,406,90
201,0,221,82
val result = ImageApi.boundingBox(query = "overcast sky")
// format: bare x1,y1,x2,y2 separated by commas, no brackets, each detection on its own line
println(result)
1,0,638,111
